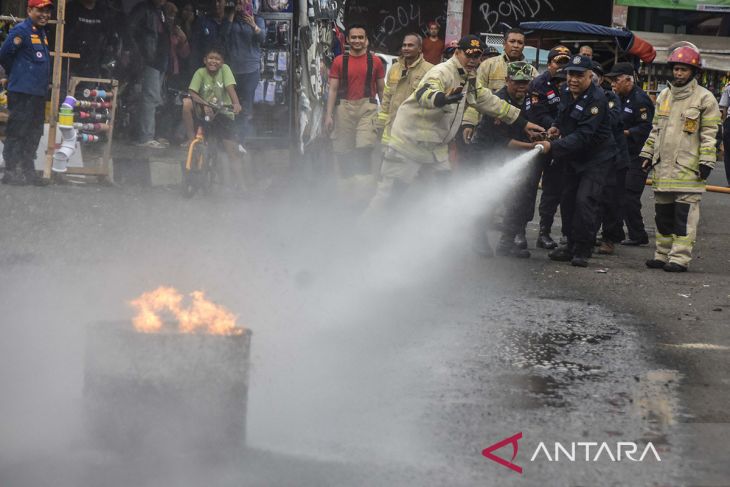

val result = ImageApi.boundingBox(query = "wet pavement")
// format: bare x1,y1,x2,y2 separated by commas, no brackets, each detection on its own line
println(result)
0,182,725,486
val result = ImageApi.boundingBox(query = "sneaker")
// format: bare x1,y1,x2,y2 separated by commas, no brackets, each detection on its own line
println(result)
156,137,170,148
645,259,666,269
663,262,687,273
135,140,167,149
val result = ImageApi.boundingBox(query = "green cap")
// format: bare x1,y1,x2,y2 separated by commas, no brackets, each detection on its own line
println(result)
507,61,534,81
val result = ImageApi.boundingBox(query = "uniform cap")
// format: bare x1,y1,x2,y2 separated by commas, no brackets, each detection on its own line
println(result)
606,62,635,77
507,61,534,81
458,35,484,57
564,55,593,73
548,45,571,63
28,0,53,8
591,61,604,77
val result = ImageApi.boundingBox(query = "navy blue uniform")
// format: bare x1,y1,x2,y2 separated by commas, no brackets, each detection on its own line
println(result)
526,70,564,237
552,82,614,257
598,88,629,244
619,85,655,243
0,19,50,182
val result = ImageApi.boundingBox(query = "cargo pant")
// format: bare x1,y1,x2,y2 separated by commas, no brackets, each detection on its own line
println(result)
363,147,449,218
2,92,46,177
332,98,378,177
561,161,609,258
623,161,650,242
653,192,701,267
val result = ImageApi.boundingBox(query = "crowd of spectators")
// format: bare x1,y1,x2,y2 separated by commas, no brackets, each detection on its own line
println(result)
61,0,265,149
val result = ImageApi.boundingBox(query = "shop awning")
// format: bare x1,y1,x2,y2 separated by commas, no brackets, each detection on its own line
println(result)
633,31,730,71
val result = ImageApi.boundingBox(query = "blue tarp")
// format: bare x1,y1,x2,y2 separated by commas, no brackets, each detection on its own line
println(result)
518,21,633,39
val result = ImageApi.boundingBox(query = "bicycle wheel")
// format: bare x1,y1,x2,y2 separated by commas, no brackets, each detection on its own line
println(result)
181,141,205,198
201,144,217,196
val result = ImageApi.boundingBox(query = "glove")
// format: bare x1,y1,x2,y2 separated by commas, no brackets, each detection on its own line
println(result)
699,164,712,180
433,91,463,108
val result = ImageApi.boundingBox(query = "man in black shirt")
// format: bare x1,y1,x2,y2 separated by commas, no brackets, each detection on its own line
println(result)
536,55,615,267
64,0,116,78
470,61,541,258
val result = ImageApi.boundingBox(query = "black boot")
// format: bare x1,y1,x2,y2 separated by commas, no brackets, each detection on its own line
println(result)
536,229,557,249
548,245,574,262
663,262,687,273
571,256,589,267
645,259,666,269
496,235,530,258
514,232,528,250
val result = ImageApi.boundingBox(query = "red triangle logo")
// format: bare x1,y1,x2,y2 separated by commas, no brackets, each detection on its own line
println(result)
481,432,523,474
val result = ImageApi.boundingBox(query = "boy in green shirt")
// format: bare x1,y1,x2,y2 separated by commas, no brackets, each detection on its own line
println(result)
182,47,246,189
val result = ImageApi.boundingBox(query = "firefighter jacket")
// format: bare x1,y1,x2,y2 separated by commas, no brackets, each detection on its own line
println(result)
640,79,721,193
462,53,538,126
376,54,433,143
388,55,524,164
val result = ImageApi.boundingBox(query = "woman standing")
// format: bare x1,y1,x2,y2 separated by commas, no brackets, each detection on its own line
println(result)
221,0,265,144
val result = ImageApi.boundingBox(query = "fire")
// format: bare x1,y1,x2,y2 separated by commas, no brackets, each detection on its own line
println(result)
129,286,243,335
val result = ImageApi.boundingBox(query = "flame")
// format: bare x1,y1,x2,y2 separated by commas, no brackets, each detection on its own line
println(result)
129,286,243,335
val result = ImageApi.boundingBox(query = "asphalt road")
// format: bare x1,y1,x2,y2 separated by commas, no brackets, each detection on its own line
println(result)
0,173,727,486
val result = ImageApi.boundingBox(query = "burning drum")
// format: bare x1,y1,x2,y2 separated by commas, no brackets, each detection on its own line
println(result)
84,287,251,453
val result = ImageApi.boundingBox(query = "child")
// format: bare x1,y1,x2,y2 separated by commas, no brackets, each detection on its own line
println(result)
181,46,247,191
0,0,53,185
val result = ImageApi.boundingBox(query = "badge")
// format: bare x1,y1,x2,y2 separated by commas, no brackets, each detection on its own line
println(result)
683,117,698,133
608,101,615,109
573,56,581,64
590,106,599,115
641,112,648,120
36,51,43,59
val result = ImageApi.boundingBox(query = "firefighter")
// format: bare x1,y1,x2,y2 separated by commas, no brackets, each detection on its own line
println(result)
0,0,52,186
525,45,571,249
362,35,544,217
325,24,385,180
461,28,538,137
606,62,655,247
640,46,721,272
375,33,433,145
535,55,615,268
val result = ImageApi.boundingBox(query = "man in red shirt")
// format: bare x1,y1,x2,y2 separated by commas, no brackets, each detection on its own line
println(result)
422,21,444,65
325,24,385,180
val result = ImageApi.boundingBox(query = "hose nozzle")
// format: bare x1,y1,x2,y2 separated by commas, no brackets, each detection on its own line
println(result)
534,144,545,154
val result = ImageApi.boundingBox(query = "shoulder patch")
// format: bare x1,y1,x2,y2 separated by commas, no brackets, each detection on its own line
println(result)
641,112,648,120
590,106,599,115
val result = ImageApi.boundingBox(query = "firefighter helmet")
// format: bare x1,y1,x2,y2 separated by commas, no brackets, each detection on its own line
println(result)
667,46,702,69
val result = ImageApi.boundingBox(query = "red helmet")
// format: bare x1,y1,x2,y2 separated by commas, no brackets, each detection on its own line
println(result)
667,46,702,69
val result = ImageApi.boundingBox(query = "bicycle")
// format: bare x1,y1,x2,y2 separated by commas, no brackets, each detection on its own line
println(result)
181,100,233,198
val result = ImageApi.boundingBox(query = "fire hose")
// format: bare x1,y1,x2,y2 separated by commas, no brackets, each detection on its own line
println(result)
645,179,730,194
